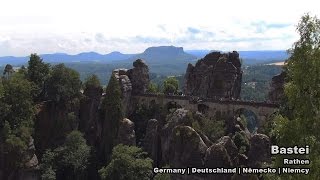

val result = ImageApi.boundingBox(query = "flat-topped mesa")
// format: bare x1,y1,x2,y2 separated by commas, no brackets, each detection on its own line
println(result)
184,51,242,99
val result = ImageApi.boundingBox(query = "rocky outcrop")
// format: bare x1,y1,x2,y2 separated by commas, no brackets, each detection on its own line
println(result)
169,126,207,180
2,138,41,180
116,118,136,146
204,144,232,167
217,136,239,165
160,109,190,163
204,144,233,180
79,84,103,146
268,71,285,103
143,119,160,164
19,138,40,180
113,68,133,116
113,59,150,116
248,134,271,167
127,59,150,95
170,126,207,167
184,51,242,99
226,116,251,138
24,138,39,170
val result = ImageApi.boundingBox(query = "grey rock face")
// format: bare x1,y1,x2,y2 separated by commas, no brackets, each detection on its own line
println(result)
169,126,207,180
113,59,150,115
160,108,190,163
127,59,150,95
143,119,159,163
248,134,271,167
184,51,242,99
204,144,233,180
268,71,285,103
204,144,232,168
113,68,133,116
217,136,239,165
79,84,102,146
170,126,208,167
116,118,136,146
24,138,39,170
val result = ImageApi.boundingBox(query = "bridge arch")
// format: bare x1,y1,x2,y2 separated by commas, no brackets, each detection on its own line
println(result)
166,101,182,112
235,108,258,133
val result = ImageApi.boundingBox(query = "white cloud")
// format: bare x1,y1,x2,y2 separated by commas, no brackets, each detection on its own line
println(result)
0,0,319,55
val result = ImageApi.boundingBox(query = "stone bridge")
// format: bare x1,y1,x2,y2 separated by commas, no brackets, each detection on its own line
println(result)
132,93,279,129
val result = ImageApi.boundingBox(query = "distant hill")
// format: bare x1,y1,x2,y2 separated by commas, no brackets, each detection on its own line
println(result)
239,51,289,65
185,50,215,58
186,50,289,65
0,51,135,66
129,46,197,63
0,46,289,66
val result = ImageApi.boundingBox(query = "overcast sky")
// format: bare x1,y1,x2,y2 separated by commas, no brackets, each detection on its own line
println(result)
0,0,319,56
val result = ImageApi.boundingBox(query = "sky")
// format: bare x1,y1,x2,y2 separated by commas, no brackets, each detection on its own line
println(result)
0,0,319,56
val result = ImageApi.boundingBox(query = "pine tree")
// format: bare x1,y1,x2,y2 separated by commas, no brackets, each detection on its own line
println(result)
27,53,50,101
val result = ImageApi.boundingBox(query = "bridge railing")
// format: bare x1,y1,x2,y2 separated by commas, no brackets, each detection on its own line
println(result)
134,93,280,108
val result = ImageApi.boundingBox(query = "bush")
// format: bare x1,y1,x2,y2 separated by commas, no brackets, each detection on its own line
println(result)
99,144,153,180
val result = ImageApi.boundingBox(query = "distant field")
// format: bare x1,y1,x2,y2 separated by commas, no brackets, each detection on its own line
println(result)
266,61,285,66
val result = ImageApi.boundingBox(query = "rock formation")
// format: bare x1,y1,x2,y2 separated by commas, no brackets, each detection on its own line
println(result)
143,119,160,165
113,68,133,116
79,83,103,146
268,71,286,103
204,144,233,180
19,138,40,180
116,118,136,146
24,138,39,170
127,59,150,95
184,51,242,99
160,108,190,163
248,134,271,167
169,126,207,180
216,136,239,165
113,59,150,116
